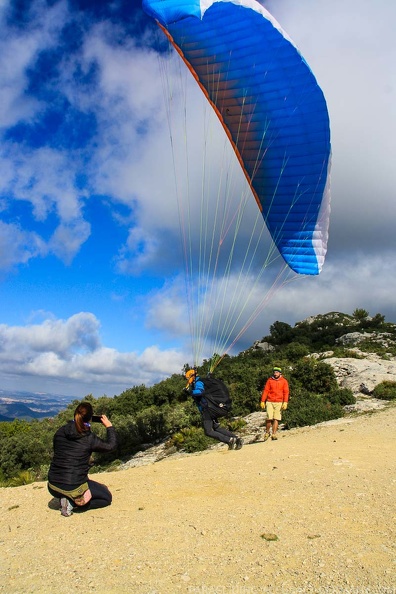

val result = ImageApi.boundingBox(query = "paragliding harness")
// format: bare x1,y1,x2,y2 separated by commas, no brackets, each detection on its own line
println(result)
200,376,232,418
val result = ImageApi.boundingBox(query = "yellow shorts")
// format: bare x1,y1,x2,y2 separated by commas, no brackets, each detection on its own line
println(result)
266,401,282,421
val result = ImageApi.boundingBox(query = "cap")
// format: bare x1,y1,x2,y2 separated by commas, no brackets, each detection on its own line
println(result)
273,367,282,372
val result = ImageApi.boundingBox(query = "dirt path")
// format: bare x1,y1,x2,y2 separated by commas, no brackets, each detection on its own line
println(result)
1,406,395,594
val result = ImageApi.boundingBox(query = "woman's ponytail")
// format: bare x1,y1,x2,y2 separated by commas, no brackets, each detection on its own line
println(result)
74,402,93,434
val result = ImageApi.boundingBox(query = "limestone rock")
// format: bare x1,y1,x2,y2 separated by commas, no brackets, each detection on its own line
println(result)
315,351,396,412
252,340,274,352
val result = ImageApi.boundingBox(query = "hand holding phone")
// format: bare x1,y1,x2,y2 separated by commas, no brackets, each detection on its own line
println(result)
91,414,112,428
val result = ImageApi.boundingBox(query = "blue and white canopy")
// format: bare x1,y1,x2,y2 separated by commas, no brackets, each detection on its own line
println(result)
143,0,331,275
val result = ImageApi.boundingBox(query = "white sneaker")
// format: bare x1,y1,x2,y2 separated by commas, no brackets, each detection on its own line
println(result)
60,497,73,517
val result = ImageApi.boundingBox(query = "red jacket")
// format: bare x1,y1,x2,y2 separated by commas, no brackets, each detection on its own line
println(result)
261,376,289,403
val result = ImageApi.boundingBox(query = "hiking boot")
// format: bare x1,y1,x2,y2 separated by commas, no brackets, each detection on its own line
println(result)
60,497,73,517
271,434,278,440
235,438,243,450
263,433,270,442
228,437,237,450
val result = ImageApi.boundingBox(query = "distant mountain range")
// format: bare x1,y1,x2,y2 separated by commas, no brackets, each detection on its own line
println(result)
0,389,74,421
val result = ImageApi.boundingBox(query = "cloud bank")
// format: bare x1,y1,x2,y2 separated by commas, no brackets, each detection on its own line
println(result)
0,313,185,396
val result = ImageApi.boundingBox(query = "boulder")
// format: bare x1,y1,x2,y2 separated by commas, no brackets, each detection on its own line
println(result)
317,352,396,412
252,340,274,352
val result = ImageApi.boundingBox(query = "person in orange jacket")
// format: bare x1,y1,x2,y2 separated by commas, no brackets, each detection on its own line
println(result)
260,366,289,441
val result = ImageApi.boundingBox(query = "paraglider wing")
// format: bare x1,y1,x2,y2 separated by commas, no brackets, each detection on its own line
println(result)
142,0,331,275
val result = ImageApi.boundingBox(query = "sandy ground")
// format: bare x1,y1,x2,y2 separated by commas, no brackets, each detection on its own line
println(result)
1,405,395,594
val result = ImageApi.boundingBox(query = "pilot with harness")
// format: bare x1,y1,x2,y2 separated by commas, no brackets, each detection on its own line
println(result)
184,368,243,450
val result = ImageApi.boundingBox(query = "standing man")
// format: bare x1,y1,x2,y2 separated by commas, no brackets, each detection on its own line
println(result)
260,367,289,441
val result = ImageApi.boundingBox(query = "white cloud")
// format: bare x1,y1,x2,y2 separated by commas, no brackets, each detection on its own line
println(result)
1,147,85,221
0,312,100,358
48,219,91,264
0,220,46,271
146,262,296,362
249,252,396,340
0,1,94,268
0,312,186,396
0,0,69,127
78,25,169,200
0,146,91,266
147,251,396,358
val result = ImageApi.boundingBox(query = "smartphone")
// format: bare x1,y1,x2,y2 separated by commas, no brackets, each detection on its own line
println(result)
91,415,103,423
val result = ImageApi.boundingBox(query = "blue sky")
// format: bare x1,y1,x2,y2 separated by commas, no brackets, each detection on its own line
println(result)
1,0,395,398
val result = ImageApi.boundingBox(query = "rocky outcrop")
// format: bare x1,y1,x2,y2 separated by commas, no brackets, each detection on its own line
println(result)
323,353,396,393
335,331,394,348
312,350,396,412
299,311,354,326
252,340,274,352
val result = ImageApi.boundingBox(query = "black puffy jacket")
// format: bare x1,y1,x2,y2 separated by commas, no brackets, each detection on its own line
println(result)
48,421,117,487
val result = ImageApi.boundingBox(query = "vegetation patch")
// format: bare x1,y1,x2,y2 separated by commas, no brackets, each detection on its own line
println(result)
372,381,396,400
0,309,393,485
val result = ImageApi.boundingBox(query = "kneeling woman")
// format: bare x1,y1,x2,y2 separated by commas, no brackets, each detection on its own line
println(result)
48,402,117,517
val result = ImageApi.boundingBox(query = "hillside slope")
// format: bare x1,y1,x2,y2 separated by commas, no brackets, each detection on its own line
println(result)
1,405,395,594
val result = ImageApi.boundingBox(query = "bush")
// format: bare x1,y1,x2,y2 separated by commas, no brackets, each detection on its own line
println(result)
291,359,338,394
282,389,345,429
135,406,168,442
283,342,311,362
0,434,50,479
353,308,369,320
227,417,246,432
36,464,50,481
230,382,262,416
170,427,214,453
163,401,201,433
10,470,37,486
327,388,355,406
99,414,140,459
372,381,396,400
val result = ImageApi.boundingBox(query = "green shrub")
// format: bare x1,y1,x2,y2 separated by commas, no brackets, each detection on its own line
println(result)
0,419,32,438
96,414,140,459
106,459,123,472
36,464,50,481
227,417,247,432
8,470,36,487
170,427,214,452
135,406,168,442
291,359,338,394
0,434,50,479
372,381,396,400
282,390,345,429
353,308,369,320
283,342,311,361
327,388,355,406
163,401,200,433
357,340,389,356
230,382,262,416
